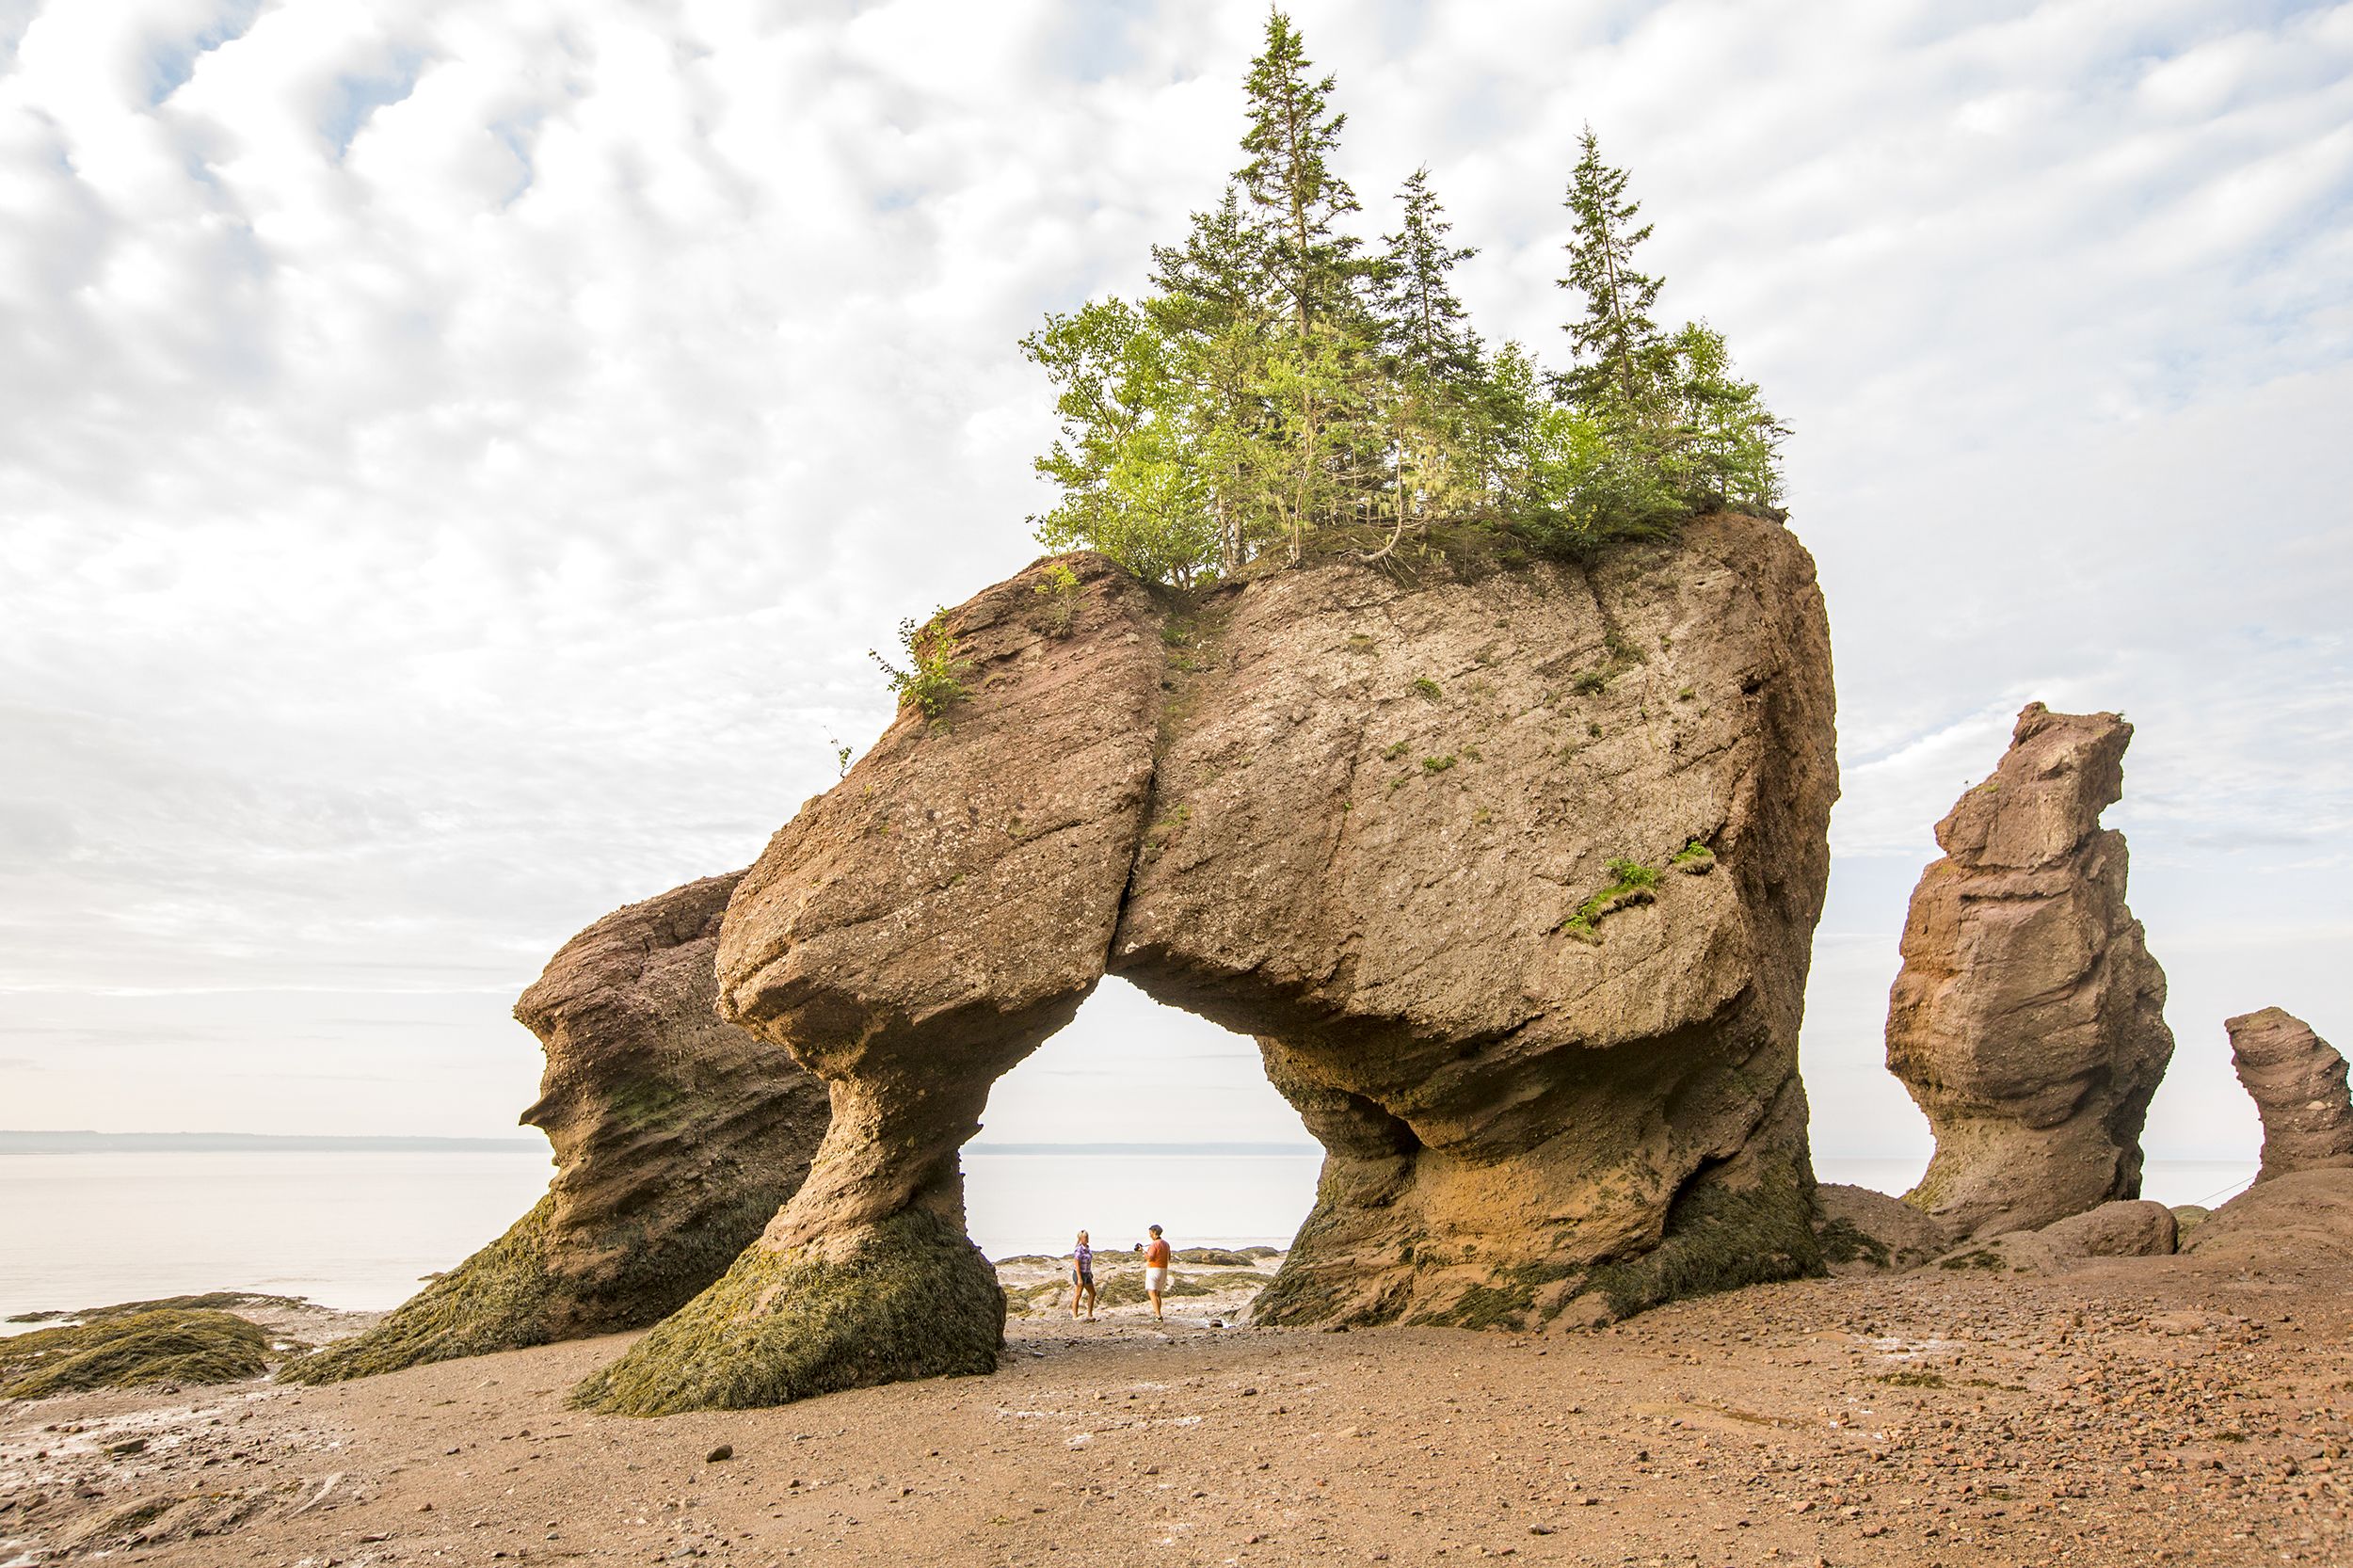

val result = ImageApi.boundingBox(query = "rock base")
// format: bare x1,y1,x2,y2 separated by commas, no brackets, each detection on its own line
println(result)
572,1208,1005,1416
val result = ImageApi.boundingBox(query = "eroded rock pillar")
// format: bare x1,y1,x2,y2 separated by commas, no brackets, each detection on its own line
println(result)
1888,703,2174,1238
290,873,830,1384
573,556,1164,1414
2228,1006,2353,1182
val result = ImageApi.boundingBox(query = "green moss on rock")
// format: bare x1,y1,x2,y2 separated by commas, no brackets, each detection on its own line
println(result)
1581,1160,1822,1321
570,1208,1004,1416
284,1195,564,1384
0,1310,271,1399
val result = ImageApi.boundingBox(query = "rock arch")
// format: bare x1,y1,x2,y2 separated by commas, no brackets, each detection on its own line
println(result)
575,513,1840,1415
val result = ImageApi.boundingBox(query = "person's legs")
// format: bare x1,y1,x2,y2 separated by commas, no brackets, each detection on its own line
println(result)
1071,1277,1084,1319
1082,1279,1096,1320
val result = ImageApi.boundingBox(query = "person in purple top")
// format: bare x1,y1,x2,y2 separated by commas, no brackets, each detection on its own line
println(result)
1069,1229,1097,1320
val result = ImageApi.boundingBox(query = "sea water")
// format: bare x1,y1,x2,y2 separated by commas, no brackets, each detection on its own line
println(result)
0,1149,2258,1325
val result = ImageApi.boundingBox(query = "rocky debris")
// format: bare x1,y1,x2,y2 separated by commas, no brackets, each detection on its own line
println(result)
576,517,1838,1412
2227,1006,2353,1181
579,554,1167,1415
291,873,829,1384
2185,1166,2353,1259
1812,1185,1954,1275
1885,702,2174,1239
0,1310,273,1399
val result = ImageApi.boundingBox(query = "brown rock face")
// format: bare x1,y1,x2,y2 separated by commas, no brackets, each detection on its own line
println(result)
1813,1184,1955,1275
2036,1199,2178,1259
1886,703,2174,1239
290,874,829,1384
577,517,1839,1415
1117,517,1838,1330
2226,1006,2353,1181
2183,1166,2353,1259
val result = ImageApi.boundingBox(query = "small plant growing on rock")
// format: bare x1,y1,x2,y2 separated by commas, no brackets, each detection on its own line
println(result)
1410,676,1443,701
1032,561,1081,637
1554,856,1661,944
872,608,973,723
1383,740,1411,760
1421,754,1456,774
1570,668,1608,696
1670,840,1715,874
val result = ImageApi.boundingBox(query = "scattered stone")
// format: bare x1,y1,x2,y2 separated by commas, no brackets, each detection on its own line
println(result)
705,1445,733,1464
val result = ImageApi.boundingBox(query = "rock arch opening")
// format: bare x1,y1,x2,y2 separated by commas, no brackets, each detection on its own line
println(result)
961,977,1319,1317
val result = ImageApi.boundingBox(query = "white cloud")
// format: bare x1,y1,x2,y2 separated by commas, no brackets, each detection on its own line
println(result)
0,0,2346,1161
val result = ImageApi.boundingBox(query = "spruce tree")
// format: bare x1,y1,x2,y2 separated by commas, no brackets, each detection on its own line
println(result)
1236,10,1363,336
1557,125,1665,418
1378,167,1480,385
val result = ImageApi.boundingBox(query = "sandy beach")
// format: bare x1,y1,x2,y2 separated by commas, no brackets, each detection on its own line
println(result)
5,1244,2345,1568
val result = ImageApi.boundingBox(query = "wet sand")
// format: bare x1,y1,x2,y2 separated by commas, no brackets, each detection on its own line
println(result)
3,1247,2346,1566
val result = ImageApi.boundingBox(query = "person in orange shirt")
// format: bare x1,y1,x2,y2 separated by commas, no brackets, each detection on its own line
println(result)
1143,1224,1172,1321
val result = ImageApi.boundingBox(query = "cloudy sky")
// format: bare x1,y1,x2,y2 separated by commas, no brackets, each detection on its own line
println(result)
4,0,2347,1176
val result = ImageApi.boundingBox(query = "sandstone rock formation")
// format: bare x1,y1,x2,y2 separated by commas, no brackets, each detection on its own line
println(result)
2226,1006,2353,1181
291,874,829,1384
2037,1198,2178,1259
1885,703,2173,1239
1813,1184,1954,1275
576,515,1840,1414
2182,1166,2353,1260
1925,1199,2176,1277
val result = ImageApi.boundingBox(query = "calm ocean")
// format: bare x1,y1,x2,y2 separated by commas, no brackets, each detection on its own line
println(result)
0,1149,2257,1325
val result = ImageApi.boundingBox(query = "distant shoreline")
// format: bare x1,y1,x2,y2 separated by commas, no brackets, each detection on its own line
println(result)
0,1131,548,1154
0,1132,1328,1157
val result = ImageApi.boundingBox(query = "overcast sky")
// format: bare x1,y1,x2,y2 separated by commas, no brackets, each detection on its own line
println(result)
3,0,2347,1176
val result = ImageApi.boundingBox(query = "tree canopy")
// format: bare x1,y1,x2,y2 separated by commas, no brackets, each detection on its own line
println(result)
1023,11,1787,586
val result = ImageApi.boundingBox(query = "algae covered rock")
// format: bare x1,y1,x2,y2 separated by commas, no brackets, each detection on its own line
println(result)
290,872,828,1384
0,1309,271,1399
2226,1006,2353,1182
572,1208,1003,1415
1886,703,2174,1239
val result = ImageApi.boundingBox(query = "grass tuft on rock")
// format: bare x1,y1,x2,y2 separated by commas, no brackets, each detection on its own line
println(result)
570,1207,1005,1416
0,1309,271,1399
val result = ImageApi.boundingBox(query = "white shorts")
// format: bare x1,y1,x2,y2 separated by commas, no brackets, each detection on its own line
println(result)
1144,1267,1170,1293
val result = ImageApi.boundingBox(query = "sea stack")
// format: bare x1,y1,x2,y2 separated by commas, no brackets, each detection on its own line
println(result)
2227,1006,2353,1181
575,512,1839,1415
288,873,831,1384
1886,702,2173,1239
